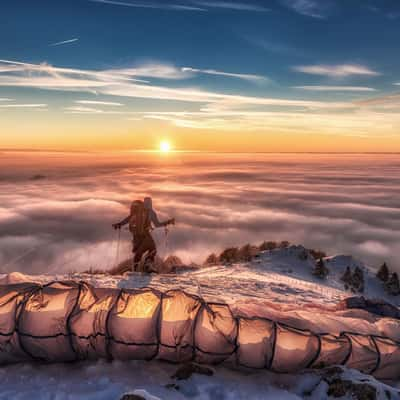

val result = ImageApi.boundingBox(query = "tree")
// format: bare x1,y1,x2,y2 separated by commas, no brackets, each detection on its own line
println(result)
313,258,329,279
352,267,364,293
340,266,352,288
385,273,400,296
377,262,389,282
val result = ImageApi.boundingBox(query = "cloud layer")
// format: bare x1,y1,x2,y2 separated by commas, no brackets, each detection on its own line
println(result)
0,152,399,275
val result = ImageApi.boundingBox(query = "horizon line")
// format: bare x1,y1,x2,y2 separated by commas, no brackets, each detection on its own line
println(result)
1,148,400,155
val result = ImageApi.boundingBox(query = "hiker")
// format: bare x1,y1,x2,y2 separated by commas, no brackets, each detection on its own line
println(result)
112,197,175,272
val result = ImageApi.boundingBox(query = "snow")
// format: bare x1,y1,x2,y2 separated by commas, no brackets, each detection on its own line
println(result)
1,245,400,399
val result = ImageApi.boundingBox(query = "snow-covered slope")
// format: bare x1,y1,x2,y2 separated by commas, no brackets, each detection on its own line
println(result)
1,245,399,399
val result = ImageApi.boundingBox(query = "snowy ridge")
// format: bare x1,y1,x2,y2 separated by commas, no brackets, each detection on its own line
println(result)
1,244,399,399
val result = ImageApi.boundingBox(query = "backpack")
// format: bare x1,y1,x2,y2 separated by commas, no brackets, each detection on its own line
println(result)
129,200,151,236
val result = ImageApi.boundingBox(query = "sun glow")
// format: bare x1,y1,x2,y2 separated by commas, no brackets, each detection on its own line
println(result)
160,140,171,152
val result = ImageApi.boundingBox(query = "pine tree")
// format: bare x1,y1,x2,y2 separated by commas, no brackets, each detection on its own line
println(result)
340,266,352,287
385,273,400,296
352,267,364,293
377,262,389,282
313,258,328,279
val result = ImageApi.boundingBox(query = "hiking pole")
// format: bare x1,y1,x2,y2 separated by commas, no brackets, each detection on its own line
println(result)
115,228,121,268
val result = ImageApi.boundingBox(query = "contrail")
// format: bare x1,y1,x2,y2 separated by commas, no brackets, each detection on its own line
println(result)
49,38,79,47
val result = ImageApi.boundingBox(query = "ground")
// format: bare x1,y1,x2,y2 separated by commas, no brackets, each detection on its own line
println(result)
1,245,399,399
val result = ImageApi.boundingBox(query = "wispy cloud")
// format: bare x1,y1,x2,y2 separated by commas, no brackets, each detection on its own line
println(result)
0,98,14,101
89,0,206,11
64,106,126,114
89,0,269,12
355,93,400,108
0,104,47,108
293,64,381,77
293,86,377,92
75,100,124,106
181,67,269,82
280,0,332,18
0,59,359,114
49,38,79,47
106,63,189,80
190,1,270,11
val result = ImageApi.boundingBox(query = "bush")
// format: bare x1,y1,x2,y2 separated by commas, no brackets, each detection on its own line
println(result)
219,247,240,264
259,241,278,251
308,249,327,260
238,244,259,262
204,253,219,266
279,240,290,249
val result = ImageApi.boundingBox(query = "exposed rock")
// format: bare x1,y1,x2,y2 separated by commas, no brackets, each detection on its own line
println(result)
327,379,376,400
343,296,400,319
172,363,214,380
120,395,146,400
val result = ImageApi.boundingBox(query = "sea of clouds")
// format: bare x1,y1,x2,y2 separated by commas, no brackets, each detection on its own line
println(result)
0,151,399,274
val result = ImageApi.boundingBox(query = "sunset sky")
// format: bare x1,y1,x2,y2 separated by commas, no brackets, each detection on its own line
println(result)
1,0,400,152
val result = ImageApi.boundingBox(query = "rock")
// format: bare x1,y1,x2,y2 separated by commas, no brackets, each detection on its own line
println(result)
343,296,400,319
120,395,146,400
327,379,377,400
321,368,377,400
172,363,214,380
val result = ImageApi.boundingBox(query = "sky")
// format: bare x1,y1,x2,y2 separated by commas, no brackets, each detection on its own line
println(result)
1,0,400,152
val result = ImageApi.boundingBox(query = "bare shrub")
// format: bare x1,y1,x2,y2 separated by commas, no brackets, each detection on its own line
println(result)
238,244,259,261
204,253,219,266
219,247,240,264
258,241,278,251
308,249,327,260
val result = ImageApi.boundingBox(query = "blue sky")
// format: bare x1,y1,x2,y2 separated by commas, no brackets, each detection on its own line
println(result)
1,0,400,150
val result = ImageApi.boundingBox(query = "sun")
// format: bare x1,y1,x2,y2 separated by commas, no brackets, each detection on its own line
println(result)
159,140,171,152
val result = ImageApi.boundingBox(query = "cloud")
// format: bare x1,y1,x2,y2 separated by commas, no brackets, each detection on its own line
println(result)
1,152,399,274
88,0,206,11
181,67,269,82
0,98,14,101
64,106,126,114
293,86,377,92
280,0,332,18
107,63,190,80
0,103,47,108
190,1,270,11
49,38,79,47
75,100,124,106
293,64,381,77
0,59,353,111
89,0,269,12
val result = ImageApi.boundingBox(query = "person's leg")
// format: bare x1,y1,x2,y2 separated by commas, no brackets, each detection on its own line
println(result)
139,233,157,272
133,236,145,271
